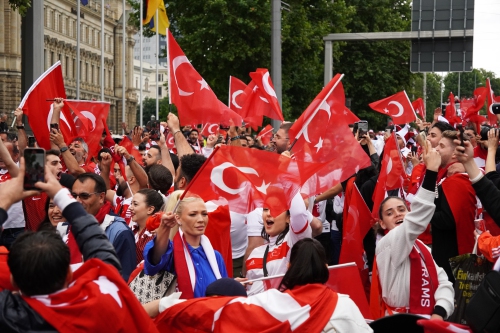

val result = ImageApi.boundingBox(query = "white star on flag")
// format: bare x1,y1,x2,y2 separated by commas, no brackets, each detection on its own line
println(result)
256,181,271,194
94,276,122,308
198,79,209,90
314,137,323,152
383,108,389,114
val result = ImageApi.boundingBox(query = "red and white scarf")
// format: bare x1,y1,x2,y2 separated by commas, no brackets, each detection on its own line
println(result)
173,229,221,299
409,240,439,315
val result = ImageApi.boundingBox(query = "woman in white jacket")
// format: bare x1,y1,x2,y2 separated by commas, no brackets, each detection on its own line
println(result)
372,142,454,320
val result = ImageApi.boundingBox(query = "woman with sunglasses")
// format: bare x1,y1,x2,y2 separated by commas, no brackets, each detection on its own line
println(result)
371,143,454,320
245,191,314,296
128,188,164,264
143,196,228,298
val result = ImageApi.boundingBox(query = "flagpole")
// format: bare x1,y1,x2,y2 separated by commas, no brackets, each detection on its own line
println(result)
139,0,143,127
122,0,126,134
228,76,231,107
288,74,344,152
100,0,105,101
167,28,171,104
76,0,81,99
155,8,159,121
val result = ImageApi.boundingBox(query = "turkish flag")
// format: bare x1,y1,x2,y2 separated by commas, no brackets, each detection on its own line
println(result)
412,98,426,120
184,145,322,216
239,69,284,130
257,124,274,146
201,122,220,137
417,319,472,333
369,91,416,125
167,31,242,127
165,132,175,150
444,92,461,126
486,78,500,126
23,259,159,333
120,136,144,167
371,133,406,219
155,284,336,333
204,203,233,277
289,74,371,197
339,185,373,283
228,76,247,112
19,61,77,149
461,87,487,120
64,100,109,161
102,120,127,181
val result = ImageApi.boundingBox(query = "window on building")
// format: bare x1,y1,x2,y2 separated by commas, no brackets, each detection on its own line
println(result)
135,78,138,89
51,52,55,65
158,86,162,96
44,8,47,27
92,65,95,83
44,49,47,70
65,56,69,77
158,74,163,81
73,59,76,78
145,78,149,91
58,14,63,32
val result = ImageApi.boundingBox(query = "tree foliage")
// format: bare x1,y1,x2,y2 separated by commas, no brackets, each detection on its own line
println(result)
408,73,443,122
8,0,30,16
334,0,413,129
136,97,177,125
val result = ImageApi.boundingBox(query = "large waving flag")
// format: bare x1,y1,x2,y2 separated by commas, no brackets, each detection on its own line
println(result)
369,91,416,125
148,0,169,35
184,145,322,216
486,78,500,126
154,284,336,333
23,259,158,333
19,61,77,150
444,92,461,126
371,133,406,219
228,76,247,113
64,100,109,161
289,74,371,197
167,31,242,127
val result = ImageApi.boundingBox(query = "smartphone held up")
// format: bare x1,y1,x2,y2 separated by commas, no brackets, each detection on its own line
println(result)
23,148,45,190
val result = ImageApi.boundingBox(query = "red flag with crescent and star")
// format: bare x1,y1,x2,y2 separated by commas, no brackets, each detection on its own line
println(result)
289,74,370,197
184,145,322,216
257,124,274,146
19,61,77,150
239,69,284,130
201,122,220,137
228,76,247,113
486,78,500,126
167,30,242,127
339,184,373,296
23,259,159,333
64,100,109,161
371,133,406,219
412,98,426,120
369,91,416,125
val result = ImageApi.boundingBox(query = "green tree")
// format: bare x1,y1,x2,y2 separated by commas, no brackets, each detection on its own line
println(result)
137,97,177,125
129,0,355,121
443,69,489,99
8,0,30,16
333,0,413,130
407,73,443,122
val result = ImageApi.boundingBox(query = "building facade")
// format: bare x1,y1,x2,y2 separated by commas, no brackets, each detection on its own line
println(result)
0,0,138,132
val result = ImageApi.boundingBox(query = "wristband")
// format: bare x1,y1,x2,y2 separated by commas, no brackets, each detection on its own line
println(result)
60,146,69,153
126,155,135,164
16,125,24,129
469,172,483,184
230,136,240,141
54,187,77,212
173,130,182,136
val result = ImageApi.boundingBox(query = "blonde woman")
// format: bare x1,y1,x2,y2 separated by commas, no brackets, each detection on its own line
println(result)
143,196,228,298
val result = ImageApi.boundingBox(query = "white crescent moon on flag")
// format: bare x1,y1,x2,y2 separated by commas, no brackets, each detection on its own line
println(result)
172,56,194,96
489,90,496,115
231,90,243,109
208,124,218,134
47,105,72,132
262,72,277,98
210,162,259,195
388,101,404,117
299,101,331,144
168,136,174,146
80,111,96,131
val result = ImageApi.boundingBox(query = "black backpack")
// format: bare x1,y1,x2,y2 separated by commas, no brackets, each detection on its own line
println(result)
465,269,500,332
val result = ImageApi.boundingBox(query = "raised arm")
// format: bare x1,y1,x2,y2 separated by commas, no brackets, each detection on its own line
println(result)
49,98,64,150
167,113,193,158
158,130,176,178
116,145,148,189
14,108,27,154
50,129,86,176
0,138,19,177
485,128,499,174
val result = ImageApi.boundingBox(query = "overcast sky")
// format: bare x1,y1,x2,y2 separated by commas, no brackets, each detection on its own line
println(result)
473,0,500,76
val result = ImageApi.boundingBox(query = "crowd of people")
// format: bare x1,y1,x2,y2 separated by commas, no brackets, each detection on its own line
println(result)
0,99,499,332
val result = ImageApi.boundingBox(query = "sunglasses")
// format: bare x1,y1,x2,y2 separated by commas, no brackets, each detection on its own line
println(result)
71,192,99,200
